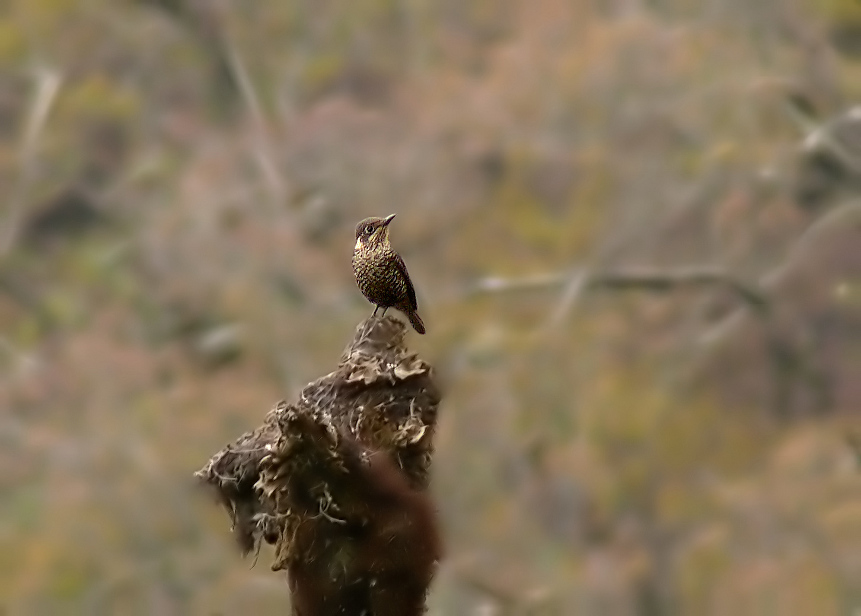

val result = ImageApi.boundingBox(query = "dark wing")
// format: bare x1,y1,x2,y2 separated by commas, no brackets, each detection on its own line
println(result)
394,254,418,311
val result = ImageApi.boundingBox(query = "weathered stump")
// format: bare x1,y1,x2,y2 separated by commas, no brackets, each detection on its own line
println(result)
195,316,442,616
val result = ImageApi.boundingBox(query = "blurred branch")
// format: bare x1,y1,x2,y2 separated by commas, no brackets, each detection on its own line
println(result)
472,271,569,293
1,68,62,256
472,265,770,318
693,201,861,414
775,200,861,275
798,107,861,176
452,564,555,615
781,89,820,134
138,0,287,205
473,201,858,415
478,200,861,333
547,269,589,327
222,40,287,204
700,200,861,346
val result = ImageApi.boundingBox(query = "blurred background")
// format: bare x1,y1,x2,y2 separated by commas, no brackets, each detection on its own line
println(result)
1,0,860,614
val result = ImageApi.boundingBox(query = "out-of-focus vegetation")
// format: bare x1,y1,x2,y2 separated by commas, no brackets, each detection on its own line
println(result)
1,0,860,614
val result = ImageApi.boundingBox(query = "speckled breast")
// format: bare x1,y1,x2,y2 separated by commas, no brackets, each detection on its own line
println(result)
352,247,405,307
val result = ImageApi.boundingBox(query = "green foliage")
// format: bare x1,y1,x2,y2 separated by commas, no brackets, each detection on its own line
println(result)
0,20,25,64
810,0,861,23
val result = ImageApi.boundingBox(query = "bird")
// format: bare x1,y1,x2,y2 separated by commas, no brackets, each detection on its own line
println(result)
352,214,425,334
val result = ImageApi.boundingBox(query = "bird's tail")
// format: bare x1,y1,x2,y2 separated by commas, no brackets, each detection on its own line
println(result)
407,310,426,334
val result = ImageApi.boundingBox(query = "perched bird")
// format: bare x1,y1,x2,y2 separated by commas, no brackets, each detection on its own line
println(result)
352,214,426,334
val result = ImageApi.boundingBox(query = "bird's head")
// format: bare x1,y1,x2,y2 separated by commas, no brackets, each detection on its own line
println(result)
354,214,396,249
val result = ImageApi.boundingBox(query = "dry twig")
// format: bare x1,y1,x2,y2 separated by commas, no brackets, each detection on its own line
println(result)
473,265,769,314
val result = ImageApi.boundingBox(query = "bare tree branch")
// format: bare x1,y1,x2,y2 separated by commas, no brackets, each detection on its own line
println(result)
451,563,555,616
1,68,62,256
472,265,769,313
799,107,861,176
699,200,861,346
475,199,861,334
221,38,288,207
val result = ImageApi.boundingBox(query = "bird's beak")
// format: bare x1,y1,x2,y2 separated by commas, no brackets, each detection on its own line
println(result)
382,213,396,226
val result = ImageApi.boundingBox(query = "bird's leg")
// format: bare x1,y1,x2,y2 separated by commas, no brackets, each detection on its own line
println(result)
373,306,379,316
381,307,388,316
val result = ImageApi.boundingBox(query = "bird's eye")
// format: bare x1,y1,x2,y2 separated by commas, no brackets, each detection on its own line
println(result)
364,225,374,234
